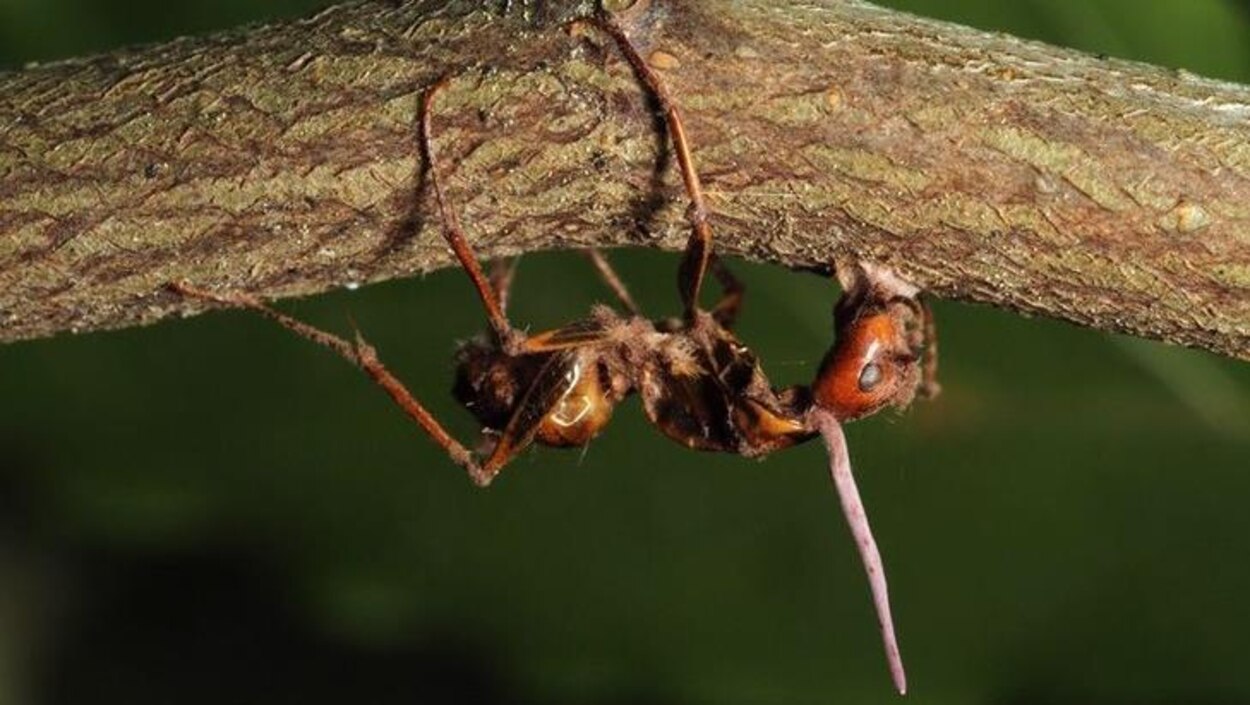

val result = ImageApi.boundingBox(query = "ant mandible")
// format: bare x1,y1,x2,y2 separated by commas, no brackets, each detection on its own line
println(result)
171,11,938,695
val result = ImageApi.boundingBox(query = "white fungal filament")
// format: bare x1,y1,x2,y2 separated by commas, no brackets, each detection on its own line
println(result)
810,407,907,695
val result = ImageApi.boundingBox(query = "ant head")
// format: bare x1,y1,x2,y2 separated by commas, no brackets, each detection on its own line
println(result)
811,260,926,422
812,307,920,421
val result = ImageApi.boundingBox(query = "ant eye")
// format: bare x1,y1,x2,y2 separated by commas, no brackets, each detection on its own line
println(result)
858,362,883,392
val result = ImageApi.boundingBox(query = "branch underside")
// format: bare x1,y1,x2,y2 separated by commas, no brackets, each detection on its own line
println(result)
1,0,1247,359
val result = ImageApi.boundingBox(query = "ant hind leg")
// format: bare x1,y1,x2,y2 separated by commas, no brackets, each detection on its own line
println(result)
168,282,494,487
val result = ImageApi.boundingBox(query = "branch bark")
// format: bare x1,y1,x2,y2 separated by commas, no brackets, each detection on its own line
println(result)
2,0,1248,359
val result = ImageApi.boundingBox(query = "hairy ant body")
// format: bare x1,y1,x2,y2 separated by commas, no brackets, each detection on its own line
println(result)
172,13,937,694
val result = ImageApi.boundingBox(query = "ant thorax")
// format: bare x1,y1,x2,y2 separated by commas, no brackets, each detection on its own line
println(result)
639,310,813,456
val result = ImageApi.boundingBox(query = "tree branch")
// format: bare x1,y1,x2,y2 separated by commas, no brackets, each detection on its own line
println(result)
2,0,1248,359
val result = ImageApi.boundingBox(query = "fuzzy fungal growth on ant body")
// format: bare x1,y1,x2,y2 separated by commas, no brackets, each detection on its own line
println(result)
171,11,938,695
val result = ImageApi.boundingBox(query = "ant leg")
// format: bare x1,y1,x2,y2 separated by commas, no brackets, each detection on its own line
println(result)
917,297,941,400
421,78,515,345
168,282,496,487
489,258,519,317
491,250,641,319
709,256,744,329
584,249,641,315
593,15,714,323
492,252,641,317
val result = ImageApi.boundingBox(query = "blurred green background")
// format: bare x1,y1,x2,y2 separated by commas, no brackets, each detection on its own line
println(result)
2,1,1249,703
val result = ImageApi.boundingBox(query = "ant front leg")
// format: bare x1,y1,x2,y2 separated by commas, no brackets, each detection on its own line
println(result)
917,296,941,400
168,283,496,487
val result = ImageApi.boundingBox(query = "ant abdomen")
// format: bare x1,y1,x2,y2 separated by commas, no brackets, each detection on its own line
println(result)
534,356,617,447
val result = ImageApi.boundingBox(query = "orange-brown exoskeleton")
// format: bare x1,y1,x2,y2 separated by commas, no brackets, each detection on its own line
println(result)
171,11,938,695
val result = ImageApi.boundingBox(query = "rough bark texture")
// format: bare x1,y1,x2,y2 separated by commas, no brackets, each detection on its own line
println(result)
1,0,1248,359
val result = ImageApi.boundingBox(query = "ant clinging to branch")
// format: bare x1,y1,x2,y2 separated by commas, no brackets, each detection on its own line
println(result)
171,10,938,694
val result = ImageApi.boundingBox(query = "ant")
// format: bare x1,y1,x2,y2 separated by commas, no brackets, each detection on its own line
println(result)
171,12,938,695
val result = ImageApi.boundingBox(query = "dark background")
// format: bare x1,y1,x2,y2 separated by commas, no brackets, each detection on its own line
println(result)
2,1,1249,703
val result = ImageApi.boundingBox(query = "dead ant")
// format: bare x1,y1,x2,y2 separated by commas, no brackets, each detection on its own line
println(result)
170,13,937,694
